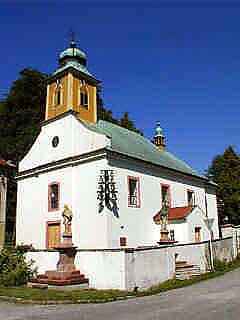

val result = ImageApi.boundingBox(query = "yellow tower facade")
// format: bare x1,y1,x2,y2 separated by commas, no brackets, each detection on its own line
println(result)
45,40,100,124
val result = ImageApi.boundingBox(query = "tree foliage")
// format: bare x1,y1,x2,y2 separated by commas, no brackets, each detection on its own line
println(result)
0,68,47,163
97,92,142,135
0,245,35,286
207,146,240,225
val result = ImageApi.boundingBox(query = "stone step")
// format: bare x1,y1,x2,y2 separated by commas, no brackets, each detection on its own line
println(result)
176,264,195,269
176,260,187,265
175,260,201,280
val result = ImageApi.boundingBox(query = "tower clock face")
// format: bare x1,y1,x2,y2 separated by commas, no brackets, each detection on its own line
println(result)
52,136,59,148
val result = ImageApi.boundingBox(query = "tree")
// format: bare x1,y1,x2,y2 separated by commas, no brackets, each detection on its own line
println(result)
0,68,47,244
120,112,143,135
0,68,47,163
97,91,143,135
207,146,240,225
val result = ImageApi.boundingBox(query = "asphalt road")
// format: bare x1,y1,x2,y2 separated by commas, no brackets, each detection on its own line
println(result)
1,268,240,320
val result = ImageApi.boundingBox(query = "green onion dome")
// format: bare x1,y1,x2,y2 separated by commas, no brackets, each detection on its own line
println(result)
155,122,163,137
59,40,87,67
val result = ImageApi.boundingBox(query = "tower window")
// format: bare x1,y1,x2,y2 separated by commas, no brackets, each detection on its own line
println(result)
128,176,140,207
161,184,171,207
48,182,60,211
56,90,61,105
187,190,194,206
80,92,88,108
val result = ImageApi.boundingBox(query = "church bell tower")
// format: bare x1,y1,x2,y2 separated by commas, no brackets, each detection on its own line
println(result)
45,39,100,124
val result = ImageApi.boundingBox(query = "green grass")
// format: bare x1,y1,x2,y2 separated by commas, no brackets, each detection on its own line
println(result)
0,259,239,303
0,287,135,303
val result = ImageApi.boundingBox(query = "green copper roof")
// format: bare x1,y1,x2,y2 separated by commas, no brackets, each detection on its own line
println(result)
52,42,96,79
53,60,94,77
82,119,204,179
59,47,86,60
155,121,163,137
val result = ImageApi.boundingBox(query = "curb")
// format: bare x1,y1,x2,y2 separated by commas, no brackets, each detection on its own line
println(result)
0,295,131,305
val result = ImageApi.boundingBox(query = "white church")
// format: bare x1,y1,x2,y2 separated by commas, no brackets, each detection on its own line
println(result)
16,41,219,250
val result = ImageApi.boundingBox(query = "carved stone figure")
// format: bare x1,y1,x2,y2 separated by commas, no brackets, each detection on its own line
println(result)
160,200,169,232
62,204,72,234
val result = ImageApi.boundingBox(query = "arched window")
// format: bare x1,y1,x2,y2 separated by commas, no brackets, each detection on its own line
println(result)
55,89,61,106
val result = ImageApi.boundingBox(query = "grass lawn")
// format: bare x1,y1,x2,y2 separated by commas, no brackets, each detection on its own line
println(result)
0,259,239,303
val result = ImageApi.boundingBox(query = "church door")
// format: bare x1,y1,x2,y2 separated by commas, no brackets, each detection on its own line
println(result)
46,221,60,249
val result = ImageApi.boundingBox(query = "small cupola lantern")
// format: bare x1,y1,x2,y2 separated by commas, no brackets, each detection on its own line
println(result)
154,122,166,151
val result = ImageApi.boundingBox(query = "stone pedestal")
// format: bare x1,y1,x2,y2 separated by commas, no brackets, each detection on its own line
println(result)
31,233,88,288
157,230,176,245
157,230,171,245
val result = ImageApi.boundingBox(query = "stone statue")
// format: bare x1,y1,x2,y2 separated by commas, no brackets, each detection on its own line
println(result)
62,205,73,234
160,200,169,232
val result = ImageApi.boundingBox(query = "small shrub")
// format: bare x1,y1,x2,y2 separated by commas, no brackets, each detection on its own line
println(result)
214,259,228,271
0,245,35,287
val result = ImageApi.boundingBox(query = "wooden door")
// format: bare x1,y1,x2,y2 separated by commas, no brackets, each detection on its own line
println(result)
47,222,60,249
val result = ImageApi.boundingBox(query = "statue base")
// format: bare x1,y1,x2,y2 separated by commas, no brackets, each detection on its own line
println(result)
30,233,89,288
157,230,176,245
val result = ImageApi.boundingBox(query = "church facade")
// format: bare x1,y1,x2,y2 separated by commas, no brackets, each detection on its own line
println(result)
16,41,219,250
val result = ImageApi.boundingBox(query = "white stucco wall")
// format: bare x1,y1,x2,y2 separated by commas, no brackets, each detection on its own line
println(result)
168,222,188,243
17,158,109,249
125,247,175,290
186,207,210,243
205,185,219,238
25,236,237,290
19,113,110,172
26,248,175,290
106,158,218,248
25,251,59,274
169,242,209,272
75,251,126,290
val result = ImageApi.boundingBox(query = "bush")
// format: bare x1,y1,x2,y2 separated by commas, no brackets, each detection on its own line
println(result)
0,245,35,287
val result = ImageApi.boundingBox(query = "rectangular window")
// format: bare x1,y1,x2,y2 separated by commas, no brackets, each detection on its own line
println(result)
187,190,194,206
128,176,140,208
161,184,171,207
48,182,60,211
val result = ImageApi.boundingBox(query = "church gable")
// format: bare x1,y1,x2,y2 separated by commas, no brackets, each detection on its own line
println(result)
19,112,110,172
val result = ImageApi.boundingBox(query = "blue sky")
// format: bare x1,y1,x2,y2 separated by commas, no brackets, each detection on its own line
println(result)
0,0,239,173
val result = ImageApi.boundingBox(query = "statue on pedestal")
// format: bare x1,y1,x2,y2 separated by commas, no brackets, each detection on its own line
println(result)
159,199,170,243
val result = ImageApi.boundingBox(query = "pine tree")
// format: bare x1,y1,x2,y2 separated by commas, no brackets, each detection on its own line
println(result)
207,146,240,225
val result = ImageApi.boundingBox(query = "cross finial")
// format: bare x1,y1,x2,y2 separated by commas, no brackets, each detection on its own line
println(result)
70,30,76,48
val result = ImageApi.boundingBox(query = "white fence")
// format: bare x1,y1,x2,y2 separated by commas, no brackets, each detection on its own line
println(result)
26,230,240,290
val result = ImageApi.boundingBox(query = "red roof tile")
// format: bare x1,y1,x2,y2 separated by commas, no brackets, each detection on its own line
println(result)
153,206,193,223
